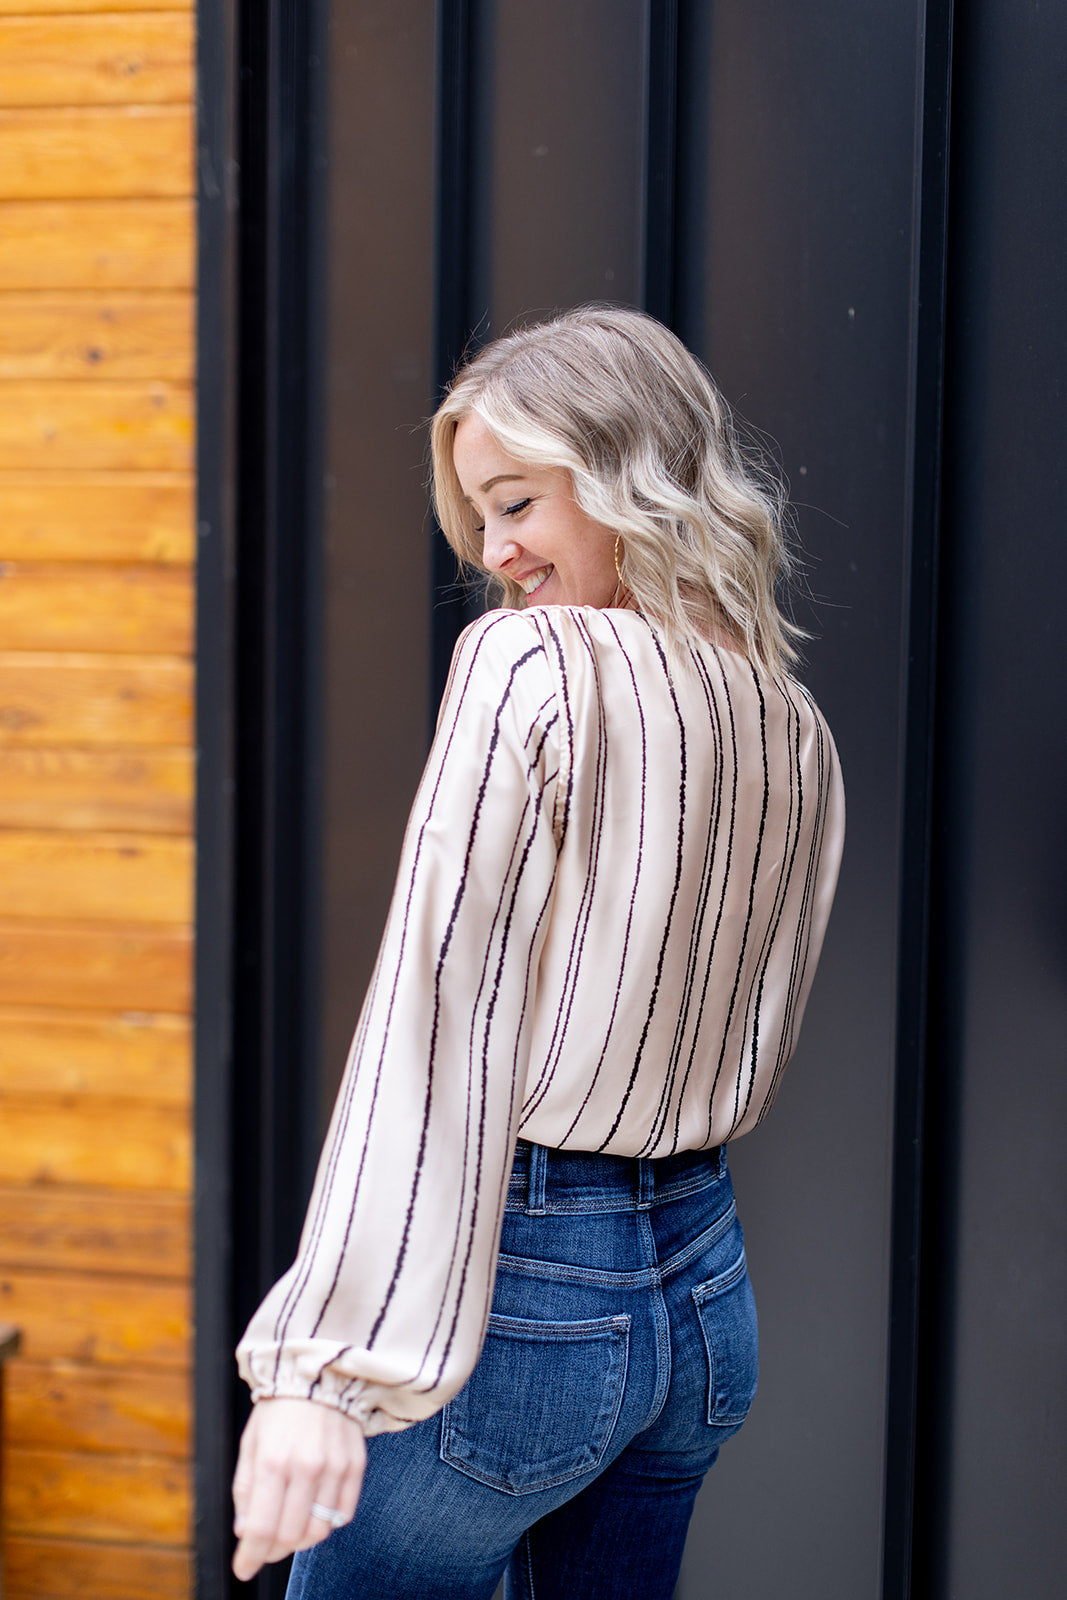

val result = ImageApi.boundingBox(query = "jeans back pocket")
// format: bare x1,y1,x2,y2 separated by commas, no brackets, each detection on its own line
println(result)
440,1312,630,1495
691,1249,759,1431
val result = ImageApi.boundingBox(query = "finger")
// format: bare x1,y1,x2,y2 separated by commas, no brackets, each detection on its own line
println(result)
285,1440,361,1551
292,1488,346,1553
265,1439,348,1556
231,1457,287,1582
338,1429,367,1521
231,1419,259,1532
290,1426,367,1553
279,1474,344,1554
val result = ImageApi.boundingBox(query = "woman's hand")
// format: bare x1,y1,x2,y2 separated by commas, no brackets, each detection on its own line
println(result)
231,1397,367,1581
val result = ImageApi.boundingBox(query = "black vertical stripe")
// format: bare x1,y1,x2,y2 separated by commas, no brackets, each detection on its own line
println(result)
736,684,804,1124
663,644,729,1152
558,614,650,1143
604,621,688,1151
705,667,768,1137
424,708,562,1382
521,616,609,1120
367,646,542,1347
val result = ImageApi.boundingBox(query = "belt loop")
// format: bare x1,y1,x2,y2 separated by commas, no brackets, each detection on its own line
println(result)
525,1142,547,1216
636,1156,654,1210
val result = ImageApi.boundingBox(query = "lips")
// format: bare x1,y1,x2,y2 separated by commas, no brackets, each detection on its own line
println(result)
520,565,553,597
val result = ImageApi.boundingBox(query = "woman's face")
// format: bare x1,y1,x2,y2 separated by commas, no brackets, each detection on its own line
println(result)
452,414,619,608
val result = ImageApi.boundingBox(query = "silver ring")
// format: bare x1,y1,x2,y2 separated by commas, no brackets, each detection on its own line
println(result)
309,1501,347,1529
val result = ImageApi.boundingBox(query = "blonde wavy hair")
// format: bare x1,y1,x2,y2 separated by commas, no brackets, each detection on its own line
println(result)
430,304,803,676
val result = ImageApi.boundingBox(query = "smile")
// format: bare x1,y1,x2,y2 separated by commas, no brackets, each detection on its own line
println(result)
520,566,553,596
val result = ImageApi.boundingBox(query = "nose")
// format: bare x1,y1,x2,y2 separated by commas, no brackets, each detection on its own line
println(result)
481,519,522,574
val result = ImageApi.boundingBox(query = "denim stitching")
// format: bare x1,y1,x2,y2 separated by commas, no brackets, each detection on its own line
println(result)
487,1312,631,1337
637,1206,672,1428
690,1248,755,1424
525,1142,548,1215
496,1199,737,1288
440,1317,631,1493
691,1250,747,1304
523,1529,536,1598
504,1166,724,1215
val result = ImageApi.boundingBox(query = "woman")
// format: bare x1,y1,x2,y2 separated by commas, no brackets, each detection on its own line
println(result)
232,305,845,1597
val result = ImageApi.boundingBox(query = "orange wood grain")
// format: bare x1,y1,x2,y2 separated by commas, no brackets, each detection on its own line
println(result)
0,475,193,562
5,1535,191,1600
0,4,197,1585
0,1260,187,1363
0,0,191,11
0,1182,190,1274
0,107,192,201
0,1096,190,1189
0,14,193,108
0,651,192,747
0,830,192,924
0,920,192,1012
6,1360,189,1455
0,199,194,289
0,1007,188,1102
0,381,192,471
0,746,192,832
0,1267,189,1364
0,292,193,379
0,562,193,653
4,1445,191,1542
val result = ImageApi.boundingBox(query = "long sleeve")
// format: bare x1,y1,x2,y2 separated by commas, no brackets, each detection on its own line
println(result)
238,610,563,1434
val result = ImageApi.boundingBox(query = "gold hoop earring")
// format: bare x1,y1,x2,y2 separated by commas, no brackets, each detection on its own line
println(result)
614,535,623,584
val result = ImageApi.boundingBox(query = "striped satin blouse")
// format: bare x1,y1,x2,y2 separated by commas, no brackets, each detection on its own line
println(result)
238,604,845,1433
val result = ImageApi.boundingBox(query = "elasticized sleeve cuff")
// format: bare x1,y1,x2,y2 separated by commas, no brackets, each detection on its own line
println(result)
238,1343,387,1433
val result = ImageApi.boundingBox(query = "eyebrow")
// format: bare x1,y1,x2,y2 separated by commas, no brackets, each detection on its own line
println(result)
461,473,526,501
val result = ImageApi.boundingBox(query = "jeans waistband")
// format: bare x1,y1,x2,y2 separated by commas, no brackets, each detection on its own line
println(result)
506,1139,726,1216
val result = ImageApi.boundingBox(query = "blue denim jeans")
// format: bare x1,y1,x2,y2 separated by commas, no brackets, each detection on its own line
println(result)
286,1139,757,1599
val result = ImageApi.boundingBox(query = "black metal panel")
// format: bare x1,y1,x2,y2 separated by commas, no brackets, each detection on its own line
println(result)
884,5,955,1594
434,0,476,391
230,0,327,1316
673,3,922,1594
920,1,1067,1594
474,0,646,332
430,0,650,701
642,0,680,324
432,0,483,686
315,0,438,1104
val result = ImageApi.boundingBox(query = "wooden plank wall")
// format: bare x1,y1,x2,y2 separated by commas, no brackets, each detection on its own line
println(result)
0,4,195,1596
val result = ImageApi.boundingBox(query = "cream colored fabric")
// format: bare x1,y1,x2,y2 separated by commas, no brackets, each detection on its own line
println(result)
238,605,845,1434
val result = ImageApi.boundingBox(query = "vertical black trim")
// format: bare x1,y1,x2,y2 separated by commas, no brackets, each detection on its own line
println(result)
231,0,324,1330
196,1,327,1595
916,5,1067,1588
433,0,474,396
883,4,955,1596
642,0,679,325
431,0,482,714
234,5,326,1598
194,0,240,1591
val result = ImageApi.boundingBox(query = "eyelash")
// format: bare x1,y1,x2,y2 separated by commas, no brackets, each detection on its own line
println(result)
473,498,531,535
